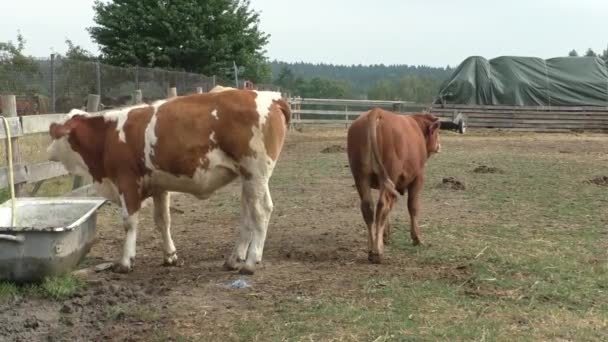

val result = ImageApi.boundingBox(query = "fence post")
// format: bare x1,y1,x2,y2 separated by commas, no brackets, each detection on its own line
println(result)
196,87,203,94
135,66,140,90
167,87,177,98
86,94,100,112
212,75,216,87
50,54,56,113
132,90,143,104
1,95,24,196
345,104,349,129
95,61,102,97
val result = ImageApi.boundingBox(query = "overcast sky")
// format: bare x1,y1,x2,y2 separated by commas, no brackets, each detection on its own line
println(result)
1,0,606,67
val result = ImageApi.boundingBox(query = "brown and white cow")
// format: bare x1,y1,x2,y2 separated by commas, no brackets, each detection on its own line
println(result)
346,108,441,264
47,88,290,275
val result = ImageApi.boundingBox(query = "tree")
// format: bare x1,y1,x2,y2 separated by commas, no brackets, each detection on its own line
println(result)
0,32,40,94
88,0,271,82
64,39,97,61
585,48,597,57
274,66,296,91
568,49,579,57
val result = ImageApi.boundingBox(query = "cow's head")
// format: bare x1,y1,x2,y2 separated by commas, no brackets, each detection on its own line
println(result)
422,114,442,155
47,111,91,177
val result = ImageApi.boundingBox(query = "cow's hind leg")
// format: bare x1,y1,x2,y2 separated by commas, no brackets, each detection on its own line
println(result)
113,186,141,273
153,191,178,266
354,178,375,261
407,176,424,246
223,194,252,271
239,178,273,275
370,188,396,264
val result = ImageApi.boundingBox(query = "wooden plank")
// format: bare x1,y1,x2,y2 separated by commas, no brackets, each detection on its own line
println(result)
430,104,608,112
294,110,366,116
465,122,608,129
26,162,68,183
294,98,413,107
430,109,608,117
1,95,24,196
462,117,608,125
21,114,66,135
0,164,28,189
294,119,351,124
0,117,23,139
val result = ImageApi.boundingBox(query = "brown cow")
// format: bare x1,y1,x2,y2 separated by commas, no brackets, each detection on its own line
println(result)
346,108,441,264
47,88,290,275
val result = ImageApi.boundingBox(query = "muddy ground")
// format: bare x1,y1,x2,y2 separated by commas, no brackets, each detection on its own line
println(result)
1,127,607,341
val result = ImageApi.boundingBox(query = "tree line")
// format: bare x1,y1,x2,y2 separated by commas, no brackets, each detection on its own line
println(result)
567,47,608,61
271,62,452,103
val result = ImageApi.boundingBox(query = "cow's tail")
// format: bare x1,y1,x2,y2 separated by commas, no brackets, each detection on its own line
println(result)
275,98,291,126
368,110,399,197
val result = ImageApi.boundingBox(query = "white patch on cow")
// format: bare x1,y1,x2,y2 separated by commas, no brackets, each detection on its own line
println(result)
211,109,218,119
253,91,282,126
46,136,90,177
118,194,139,268
143,147,238,200
209,131,217,143
101,104,147,143
143,101,167,170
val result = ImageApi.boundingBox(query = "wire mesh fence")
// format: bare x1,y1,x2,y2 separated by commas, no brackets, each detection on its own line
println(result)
0,55,232,115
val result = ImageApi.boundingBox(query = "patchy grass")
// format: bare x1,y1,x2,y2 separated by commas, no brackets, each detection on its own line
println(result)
0,275,85,301
0,282,18,298
40,275,86,300
225,130,608,341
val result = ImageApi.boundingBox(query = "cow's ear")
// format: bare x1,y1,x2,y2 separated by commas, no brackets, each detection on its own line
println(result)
49,123,71,139
428,120,441,135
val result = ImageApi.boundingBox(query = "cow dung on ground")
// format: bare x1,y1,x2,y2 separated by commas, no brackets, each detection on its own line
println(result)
321,145,345,153
438,177,466,191
473,165,504,174
585,176,608,187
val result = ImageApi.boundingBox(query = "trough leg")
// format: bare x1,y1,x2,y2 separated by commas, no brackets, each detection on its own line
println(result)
240,178,273,275
154,192,178,266
407,176,424,246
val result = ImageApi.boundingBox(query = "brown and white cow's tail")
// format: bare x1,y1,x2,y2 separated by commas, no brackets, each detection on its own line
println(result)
368,110,399,197
275,98,291,126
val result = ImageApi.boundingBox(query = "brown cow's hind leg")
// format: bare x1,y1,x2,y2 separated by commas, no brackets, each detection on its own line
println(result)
354,178,375,261
408,176,424,246
370,188,396,264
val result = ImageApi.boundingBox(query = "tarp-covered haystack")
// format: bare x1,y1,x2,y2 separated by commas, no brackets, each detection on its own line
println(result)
435,56,608,107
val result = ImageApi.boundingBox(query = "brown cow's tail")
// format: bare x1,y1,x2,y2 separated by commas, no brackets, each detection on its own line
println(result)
368,110,399,197
274,98,291,126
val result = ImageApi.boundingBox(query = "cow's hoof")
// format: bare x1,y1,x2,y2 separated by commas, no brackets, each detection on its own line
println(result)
112,262,132,273
412,239,422,246
223,260,240,271
162,252,179,266
239,264,255,275
368,252,383,264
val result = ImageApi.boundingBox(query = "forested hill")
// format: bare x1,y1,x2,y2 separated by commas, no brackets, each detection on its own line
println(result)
270,60,454,101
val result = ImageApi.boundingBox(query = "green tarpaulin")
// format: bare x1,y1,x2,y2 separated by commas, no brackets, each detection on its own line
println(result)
435,56,608,106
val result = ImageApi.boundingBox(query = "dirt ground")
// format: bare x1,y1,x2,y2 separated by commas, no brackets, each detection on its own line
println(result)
1,127,607,341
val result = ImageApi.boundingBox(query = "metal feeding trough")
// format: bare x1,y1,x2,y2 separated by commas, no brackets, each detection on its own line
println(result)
0,197,107,283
